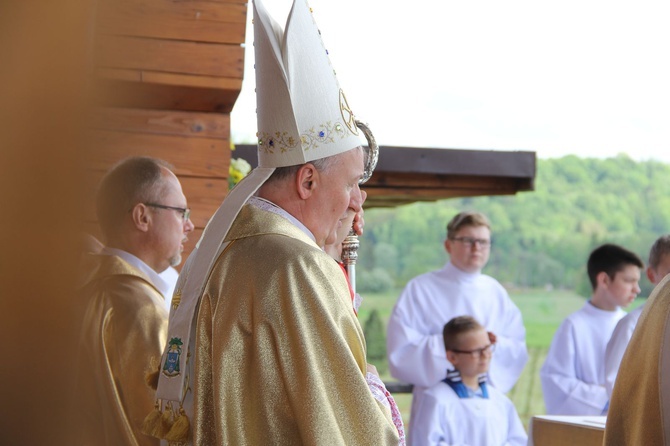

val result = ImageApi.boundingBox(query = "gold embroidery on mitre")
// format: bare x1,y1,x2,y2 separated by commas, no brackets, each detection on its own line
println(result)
300,121,348,151
257,131,300,154
339,89,358,135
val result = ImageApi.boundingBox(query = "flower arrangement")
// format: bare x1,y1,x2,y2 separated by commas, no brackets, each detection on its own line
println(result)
228,143,252,190
229,157,251,189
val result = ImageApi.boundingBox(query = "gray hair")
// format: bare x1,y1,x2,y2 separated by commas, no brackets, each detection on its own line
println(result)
266,146,363,185
649,235,670,269
96,156,174,240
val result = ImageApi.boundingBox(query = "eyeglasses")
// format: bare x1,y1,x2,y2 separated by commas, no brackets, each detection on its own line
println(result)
451,236,491,248
450,343,496,358
145,203,191,222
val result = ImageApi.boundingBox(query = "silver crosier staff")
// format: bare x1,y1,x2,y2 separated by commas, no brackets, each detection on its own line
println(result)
341,120,379,294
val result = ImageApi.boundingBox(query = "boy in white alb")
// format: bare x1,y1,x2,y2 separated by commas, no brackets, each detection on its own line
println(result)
540,243,643,415
410,316,527,446
387,212,528,434
604,234,670,399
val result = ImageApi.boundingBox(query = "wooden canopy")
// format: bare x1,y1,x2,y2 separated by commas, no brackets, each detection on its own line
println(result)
85,0,247,256
84,0,536,258
233,144,536,208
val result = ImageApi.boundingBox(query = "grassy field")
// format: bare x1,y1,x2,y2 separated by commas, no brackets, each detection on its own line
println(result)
363,286,647,431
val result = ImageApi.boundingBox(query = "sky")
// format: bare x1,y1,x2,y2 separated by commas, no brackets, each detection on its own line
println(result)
230,0,670,162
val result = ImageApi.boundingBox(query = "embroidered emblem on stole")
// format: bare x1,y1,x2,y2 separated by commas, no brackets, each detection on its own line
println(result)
163,337,184,377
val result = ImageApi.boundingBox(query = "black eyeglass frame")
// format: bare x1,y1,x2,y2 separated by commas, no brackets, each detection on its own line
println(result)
450,236,492,248
449,343,496,358
144,202,191,221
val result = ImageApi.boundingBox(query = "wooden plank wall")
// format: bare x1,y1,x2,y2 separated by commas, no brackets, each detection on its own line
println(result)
87,0,248,264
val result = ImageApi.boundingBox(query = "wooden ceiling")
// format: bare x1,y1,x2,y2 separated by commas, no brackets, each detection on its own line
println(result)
233,144,536,208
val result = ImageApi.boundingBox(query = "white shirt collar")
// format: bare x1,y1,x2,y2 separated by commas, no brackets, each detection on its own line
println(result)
101,247,169,297
445,261,481,280
248,196,316,243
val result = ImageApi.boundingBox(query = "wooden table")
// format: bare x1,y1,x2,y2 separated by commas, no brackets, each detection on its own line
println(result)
529,415,606,446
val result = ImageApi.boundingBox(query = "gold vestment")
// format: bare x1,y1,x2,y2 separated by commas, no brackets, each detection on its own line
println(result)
193,204,398,445
604,274,670,445
75,254,168,446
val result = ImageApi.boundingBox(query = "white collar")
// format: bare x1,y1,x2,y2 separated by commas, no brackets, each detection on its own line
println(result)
248,196,316,243
445,261,481,281
101,247,169,297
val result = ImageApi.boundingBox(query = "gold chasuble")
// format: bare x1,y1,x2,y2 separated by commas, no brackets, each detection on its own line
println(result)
76,254,168,446
604,273,670,446
192,204,398,445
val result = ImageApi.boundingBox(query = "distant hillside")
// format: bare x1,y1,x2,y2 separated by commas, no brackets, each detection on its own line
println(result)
360,154,670,297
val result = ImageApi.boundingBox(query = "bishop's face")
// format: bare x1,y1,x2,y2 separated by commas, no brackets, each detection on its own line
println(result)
309,148,365,248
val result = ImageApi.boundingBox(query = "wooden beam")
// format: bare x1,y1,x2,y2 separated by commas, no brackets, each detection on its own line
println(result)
96,68,243,91
98,0,247,45
94,78,241,112
92,107,230,139
231,144,537,208
375,146,536,179
364,185,519,202
88,129,229,178
371,171,532,190
96,35,244,78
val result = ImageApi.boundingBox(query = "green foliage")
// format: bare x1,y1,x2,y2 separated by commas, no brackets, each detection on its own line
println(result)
358,268,394,293
363,309,388,374
361,155,670,293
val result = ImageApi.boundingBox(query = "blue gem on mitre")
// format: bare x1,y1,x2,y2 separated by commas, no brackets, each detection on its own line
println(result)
300,121,348,151
257,132,299,154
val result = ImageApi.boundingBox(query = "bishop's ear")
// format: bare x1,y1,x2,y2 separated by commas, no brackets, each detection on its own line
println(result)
296,163,319,199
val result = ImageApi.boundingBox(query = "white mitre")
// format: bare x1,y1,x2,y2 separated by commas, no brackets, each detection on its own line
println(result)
254,0,362,167
149,0,373,443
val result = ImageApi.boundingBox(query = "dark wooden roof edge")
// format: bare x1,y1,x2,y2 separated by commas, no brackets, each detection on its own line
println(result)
233,144,536,182
376,145,536,179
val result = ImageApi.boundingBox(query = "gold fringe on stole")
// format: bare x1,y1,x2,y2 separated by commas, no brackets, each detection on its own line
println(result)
141,402,163,437
164,407,190,443
156,404,174,438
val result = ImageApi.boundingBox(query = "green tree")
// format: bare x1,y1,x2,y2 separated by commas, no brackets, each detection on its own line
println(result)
359,267,394,293
364,309,388,375
362,155,670,295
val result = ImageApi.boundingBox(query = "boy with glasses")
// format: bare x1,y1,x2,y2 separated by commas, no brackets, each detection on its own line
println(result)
410,316,527,446
387,211,527,440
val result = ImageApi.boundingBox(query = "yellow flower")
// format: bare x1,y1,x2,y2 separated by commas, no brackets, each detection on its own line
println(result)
228,157,252,189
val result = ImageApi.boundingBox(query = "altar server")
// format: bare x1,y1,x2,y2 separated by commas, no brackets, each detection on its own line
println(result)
410,316,527,446
540,243,642,415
